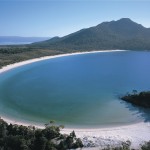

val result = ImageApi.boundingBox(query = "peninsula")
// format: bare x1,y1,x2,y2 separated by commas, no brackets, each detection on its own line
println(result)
121,91,150,108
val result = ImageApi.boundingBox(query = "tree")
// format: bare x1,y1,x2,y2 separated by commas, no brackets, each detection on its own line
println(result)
59,125,64,129
141,141,150,150
0,119,83,150
70,130,76,138
43,126,60,139
0,121,7,138
132,89,137,95
49,120,55,126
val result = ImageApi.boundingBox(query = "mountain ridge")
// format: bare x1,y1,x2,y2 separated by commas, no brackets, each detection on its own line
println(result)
32,18,150,50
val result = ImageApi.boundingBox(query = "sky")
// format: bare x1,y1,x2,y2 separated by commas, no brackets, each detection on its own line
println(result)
0,0,150,37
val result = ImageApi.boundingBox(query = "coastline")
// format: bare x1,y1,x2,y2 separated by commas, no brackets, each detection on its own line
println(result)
0,49,125,74
61,122,150,149
0,49,150,149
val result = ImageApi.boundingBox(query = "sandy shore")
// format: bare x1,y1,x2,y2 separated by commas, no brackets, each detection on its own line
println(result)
61,122,150,149
0,50,125,74
0,49,150,149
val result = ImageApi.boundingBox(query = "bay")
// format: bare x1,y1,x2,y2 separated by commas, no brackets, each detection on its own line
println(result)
0,51,150,128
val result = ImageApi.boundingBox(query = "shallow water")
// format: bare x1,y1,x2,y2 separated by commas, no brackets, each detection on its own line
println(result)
0,51,150,128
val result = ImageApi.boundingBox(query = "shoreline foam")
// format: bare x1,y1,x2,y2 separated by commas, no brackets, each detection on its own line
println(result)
0,49,150,149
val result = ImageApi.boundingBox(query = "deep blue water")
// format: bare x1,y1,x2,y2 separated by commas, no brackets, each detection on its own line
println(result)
0,51,150,128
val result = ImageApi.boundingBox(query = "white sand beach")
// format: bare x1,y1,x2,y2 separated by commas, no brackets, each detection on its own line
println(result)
0,49,150,149
0,50,125,74
61,122,150,149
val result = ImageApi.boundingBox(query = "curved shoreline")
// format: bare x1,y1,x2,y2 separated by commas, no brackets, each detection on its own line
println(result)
0,49,127,128
0,49,150,149
0,50,125,74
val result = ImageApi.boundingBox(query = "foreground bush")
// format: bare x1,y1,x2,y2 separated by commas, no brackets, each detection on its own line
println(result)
141,141,150,150
0,118,83,150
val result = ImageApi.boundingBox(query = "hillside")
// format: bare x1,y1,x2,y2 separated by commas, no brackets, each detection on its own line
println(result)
32,18,150,51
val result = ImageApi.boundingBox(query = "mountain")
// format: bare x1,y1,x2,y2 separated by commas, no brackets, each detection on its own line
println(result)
0,36,50,45
32,18,150,51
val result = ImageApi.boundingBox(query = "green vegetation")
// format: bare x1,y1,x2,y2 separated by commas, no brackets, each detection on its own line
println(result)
0,46,65,69
0,118,83,150
101,140,150,150
121,90,150,108
102,140,131,150
141,141,150,150
32,18,150,51
1,118,150,149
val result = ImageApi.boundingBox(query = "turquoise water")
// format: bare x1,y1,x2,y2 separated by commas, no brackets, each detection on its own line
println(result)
0,51,150,128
